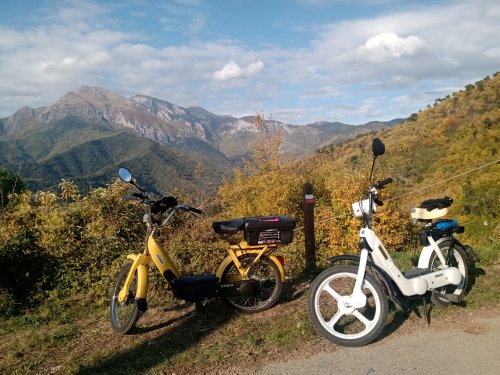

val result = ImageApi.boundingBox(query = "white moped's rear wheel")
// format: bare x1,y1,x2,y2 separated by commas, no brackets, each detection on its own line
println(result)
308,265,388,347
428,239,469,307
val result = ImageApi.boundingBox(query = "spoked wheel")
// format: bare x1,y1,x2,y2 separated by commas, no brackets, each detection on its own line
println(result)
308,265,388,347
110,263,140,334
428,239,469,307
221,254,282,313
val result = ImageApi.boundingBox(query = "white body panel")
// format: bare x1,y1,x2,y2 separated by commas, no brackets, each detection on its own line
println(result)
419,267,462,288
360,228,460,297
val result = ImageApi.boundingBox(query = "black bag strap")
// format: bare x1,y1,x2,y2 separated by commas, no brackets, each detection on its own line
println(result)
419,196,453,211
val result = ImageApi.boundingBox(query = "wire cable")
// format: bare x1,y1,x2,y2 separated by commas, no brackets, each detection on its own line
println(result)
386,159,499,202
294,159,499,231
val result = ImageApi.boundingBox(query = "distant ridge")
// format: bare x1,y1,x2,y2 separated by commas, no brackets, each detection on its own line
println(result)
0,86,402,192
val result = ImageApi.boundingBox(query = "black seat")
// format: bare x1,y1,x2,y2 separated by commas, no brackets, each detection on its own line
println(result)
212,219,245,235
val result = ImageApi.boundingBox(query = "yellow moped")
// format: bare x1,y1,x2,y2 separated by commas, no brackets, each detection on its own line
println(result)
110,168,295,334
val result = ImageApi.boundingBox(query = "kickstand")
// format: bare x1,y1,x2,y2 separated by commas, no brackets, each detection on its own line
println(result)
195,301,206,314
422,296,432,325
408,301,422,319
195,301,210,327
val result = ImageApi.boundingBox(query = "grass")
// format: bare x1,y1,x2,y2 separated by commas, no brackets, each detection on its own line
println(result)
0,241,498,374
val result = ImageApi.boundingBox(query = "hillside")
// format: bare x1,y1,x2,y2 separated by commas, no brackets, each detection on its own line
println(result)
311,72,499,243
0,116,232,194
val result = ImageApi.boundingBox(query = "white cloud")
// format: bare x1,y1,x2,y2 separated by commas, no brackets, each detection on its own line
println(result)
485,47,500,58
212,60,265,80
357,33,426,62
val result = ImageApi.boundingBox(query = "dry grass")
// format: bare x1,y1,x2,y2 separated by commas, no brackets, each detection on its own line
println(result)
1,257,499,375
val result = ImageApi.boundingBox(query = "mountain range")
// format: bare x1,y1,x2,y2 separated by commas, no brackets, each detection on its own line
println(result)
0,86,402,194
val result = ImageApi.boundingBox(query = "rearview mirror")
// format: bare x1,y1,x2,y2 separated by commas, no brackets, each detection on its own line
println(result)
372,138,385,157
118,167,132,183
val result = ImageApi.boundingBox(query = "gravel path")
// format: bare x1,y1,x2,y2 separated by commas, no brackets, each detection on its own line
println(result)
256,310,500,375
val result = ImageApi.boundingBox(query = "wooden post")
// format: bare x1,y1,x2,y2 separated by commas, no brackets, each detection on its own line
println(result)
303,183,316,269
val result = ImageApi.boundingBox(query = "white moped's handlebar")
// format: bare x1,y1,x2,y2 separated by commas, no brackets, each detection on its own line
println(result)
351,178,392,219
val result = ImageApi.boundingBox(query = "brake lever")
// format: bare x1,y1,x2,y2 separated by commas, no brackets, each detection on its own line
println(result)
177,205,203,217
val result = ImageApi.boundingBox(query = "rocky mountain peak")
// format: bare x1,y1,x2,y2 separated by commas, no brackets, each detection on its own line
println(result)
2,86,402,158
131,95,189,121
3,106,43,133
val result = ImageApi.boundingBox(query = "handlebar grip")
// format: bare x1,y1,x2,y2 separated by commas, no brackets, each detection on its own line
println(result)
188,206,203,215
374,177,393,189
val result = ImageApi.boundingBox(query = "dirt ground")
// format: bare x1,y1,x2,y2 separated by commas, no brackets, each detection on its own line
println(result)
254,306,500,375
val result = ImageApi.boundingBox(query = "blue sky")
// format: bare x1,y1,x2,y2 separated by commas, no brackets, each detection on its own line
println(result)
0,0,498,125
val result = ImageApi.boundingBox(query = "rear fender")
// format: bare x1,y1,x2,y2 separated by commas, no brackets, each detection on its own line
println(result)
216,250,286,282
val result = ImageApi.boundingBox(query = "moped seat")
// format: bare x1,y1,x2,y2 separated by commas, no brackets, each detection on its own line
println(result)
411,207,448,221
411,196,453,221
212,219,245,235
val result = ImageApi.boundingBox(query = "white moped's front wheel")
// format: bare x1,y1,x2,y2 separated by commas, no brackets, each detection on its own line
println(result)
308,265,388,347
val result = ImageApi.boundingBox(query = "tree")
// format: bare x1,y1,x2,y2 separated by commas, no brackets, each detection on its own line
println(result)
0,167,25,210
59,179,80,202
407,113,419,122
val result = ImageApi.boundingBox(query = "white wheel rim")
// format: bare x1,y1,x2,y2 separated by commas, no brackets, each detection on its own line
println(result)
314,271,382,341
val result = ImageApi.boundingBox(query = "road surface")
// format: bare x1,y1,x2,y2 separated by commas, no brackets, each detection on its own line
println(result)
257,310,500,375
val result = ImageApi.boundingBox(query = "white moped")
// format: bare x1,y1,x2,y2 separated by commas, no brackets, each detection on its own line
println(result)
308,138,478,347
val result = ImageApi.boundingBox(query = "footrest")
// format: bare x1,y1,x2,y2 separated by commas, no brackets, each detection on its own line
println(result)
444,293,461,303
178,274,218,285
403,268,433,279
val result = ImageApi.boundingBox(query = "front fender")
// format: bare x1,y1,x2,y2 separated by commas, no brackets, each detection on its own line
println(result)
121,254,149,300
327,254,363,265
216,250,286,282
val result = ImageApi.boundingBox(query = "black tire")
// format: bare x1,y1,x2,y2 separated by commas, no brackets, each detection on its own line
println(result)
308,265,388,347
428,238,469,307
221,254,282,313
110,263,141,334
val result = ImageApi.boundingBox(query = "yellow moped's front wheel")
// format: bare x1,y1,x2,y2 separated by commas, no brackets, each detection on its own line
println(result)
110,263,140,334
221,254,282,313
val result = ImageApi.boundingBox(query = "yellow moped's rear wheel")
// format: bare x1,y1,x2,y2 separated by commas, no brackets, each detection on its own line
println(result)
110,263,140,334
221,254,282,313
